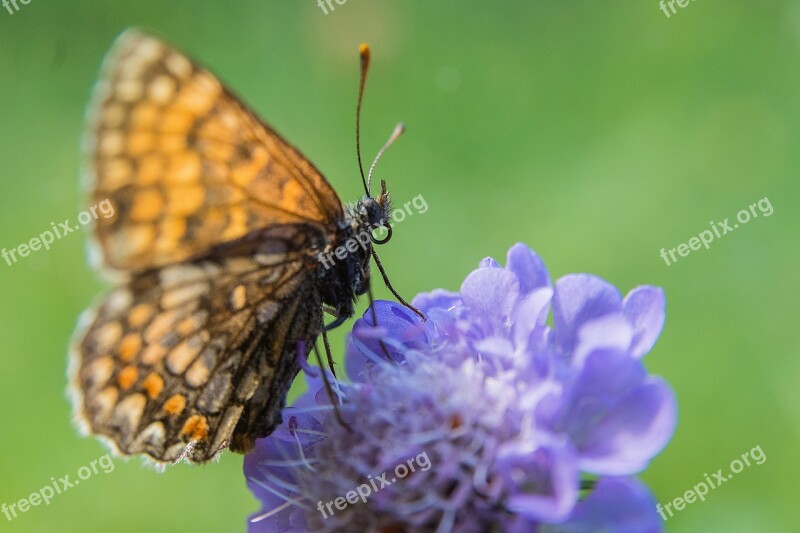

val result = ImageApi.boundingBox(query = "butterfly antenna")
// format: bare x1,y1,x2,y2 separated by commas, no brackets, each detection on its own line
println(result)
356,43,371,196
367,123,405,193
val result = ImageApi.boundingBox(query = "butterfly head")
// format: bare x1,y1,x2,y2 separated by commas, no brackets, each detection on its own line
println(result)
361,180,393,241
345,185,392,251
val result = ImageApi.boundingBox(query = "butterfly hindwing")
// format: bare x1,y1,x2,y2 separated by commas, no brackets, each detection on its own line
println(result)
70,225,325,463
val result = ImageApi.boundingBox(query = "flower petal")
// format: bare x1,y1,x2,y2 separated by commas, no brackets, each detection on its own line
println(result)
554,477,663,533
552,274,623,353
511,287,553,350
411,288,462,314
573,313,633,367
551,349,677,475
345,301,431,380
497,443,578,523
460,267,520,326
577,377,677,475
624,286,666,359
506,243,551,295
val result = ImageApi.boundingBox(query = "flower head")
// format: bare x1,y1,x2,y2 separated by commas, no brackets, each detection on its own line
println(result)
245,243,676,532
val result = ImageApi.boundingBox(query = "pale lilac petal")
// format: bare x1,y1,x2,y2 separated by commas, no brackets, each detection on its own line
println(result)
474,336,517,371
497,443,578,522
552,274,623,353
412,288,462,314
512,287,553,350
624,286,666,359
460,267,520,325
573,313,633,366
551,349,677,475
577,377,677,475
506,243,551,294
555,477,663,533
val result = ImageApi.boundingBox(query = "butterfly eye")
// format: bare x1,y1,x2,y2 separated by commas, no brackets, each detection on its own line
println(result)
371,222,392,245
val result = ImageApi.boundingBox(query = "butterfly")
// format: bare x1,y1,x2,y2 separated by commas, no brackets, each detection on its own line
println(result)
68,29,410,464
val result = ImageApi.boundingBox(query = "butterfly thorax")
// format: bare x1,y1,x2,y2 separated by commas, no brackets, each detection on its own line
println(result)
317,193,391,321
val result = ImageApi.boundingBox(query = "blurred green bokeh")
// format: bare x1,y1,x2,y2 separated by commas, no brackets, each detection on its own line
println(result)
1,2,797,531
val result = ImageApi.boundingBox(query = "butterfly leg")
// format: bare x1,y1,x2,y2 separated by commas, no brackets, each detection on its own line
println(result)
321,330,337,379
370,248,426,321
322,314,348,332
312,341,353,433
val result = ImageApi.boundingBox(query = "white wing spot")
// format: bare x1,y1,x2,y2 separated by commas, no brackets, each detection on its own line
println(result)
92,321,123,353
111,393,146,432
161,282,209,309
148,75,176,104
116,79,143,102
99,131,125,156
166,53,192,78
160,264,209,288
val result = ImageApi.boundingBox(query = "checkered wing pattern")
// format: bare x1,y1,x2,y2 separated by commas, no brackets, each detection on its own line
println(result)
71,226,325,463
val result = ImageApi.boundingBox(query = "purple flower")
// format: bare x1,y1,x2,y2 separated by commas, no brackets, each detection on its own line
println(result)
244,243,676,532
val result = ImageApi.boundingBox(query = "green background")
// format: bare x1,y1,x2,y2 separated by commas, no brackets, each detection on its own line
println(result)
0,1,797,531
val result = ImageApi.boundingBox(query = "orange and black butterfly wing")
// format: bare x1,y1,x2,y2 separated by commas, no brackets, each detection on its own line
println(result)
70,225,326,463
71,30,347,463
83,28,343,274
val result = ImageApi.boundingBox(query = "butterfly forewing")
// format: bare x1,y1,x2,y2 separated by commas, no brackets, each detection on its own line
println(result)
85,29,343,273
71,29,352,464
